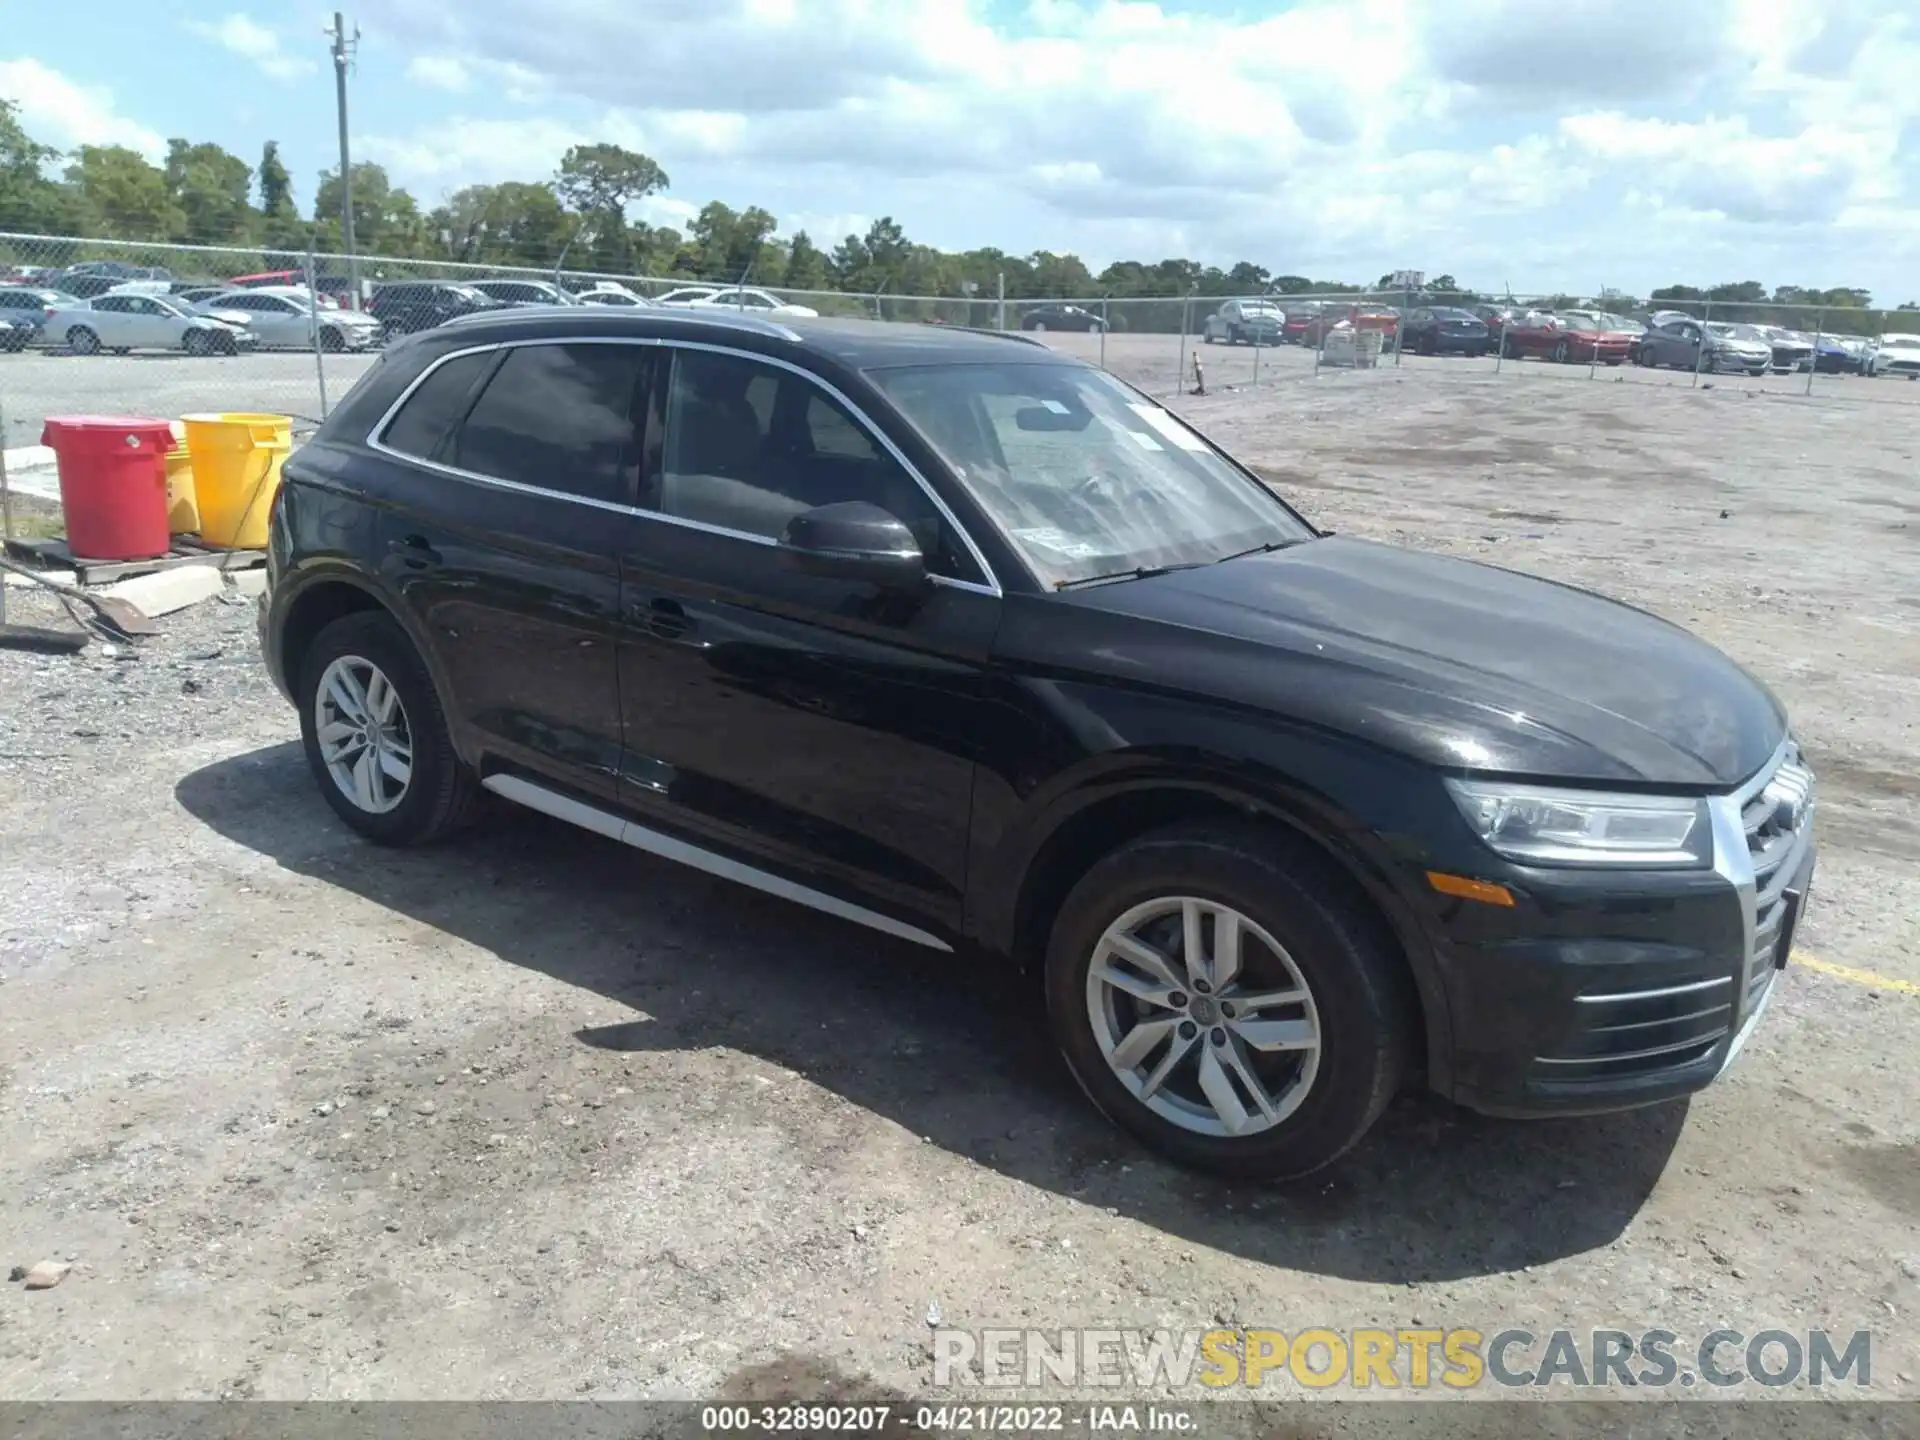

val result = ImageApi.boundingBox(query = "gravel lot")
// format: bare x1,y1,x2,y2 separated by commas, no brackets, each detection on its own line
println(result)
0,338,1916,1414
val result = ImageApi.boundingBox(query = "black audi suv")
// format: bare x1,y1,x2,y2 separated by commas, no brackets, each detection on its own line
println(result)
257,306,1814,1178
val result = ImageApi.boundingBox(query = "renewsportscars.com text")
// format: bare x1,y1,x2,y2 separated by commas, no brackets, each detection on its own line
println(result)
932,1327,1872,1391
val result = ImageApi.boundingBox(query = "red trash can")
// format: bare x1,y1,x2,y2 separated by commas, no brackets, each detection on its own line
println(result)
41,415,176,561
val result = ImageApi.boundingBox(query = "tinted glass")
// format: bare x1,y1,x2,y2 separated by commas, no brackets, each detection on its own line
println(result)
381,351,493,460
454,343,646,504
656,348,973,579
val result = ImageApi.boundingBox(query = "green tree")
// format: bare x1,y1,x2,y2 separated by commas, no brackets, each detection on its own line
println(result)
783,230,827,290
0,97,80,233
165,139,253,244
1226,261,1270,293
1029,250,1094,297
314,162,424,255
689,201,777,280
555,143,668,272
64,145,181,240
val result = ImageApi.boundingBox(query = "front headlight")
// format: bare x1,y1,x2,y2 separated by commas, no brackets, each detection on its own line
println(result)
1445,779,1711,868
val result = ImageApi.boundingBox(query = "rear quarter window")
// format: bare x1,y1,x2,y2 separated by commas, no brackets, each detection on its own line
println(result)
379,351,495,460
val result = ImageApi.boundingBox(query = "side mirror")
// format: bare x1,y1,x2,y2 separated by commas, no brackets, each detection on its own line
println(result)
778,501,928,590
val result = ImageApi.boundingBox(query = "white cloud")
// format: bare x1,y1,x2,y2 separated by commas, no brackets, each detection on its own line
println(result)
186,13,318,82
405,55,471,92
0,58,164,160
334,0,1920,291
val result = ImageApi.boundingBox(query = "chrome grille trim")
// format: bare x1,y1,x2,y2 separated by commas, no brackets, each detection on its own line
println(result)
1534,1034,1726,1068
1573,974,1731,1005
1709,736,1815,1036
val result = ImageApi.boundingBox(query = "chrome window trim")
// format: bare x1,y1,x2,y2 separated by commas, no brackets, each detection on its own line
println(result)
364,334,1001,597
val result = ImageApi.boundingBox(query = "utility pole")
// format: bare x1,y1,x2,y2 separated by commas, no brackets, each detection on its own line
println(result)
327,13,361,309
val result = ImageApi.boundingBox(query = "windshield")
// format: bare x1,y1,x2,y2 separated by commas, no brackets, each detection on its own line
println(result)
1561,314,1599,331
1708,323,1765,341
868,362,1312,587
448,285,488,302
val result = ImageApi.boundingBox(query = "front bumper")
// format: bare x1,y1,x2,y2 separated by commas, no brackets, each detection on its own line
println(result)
1432,741,1815,1118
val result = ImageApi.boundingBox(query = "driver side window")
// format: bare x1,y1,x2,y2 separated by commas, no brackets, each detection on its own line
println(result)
652,348,979,581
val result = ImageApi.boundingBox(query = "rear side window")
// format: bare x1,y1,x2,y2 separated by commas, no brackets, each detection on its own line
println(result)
452,343,647,505
381,351,493,460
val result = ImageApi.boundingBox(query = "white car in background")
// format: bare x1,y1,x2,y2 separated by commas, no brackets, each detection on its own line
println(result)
654,285,722,307
685,286,820,318
199,287,383,351
46,292,255,356
1868,332,1920,379
576,282,652,307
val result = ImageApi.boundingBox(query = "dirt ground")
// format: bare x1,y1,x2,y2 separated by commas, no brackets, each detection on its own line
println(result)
1,339,1916,1415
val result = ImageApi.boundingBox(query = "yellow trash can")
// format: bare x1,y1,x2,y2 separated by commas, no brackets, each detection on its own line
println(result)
163,423,200,535
180,412,292,550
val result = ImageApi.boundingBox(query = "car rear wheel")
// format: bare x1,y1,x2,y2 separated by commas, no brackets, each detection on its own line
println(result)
68,327,100,356
1031,320,1047,333
1552,340,1571,363
297,612,480,846
1044,824,1410,1179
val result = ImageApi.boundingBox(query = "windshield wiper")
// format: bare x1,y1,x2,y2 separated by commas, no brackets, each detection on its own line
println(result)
1213,537,1312,564
1055,561,1209,591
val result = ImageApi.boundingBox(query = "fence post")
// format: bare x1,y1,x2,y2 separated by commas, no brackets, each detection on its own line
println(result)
1395,283,1407,367
1176,289,1193,398
305,248,330,419
0,389,12,545
1100,295,1109,370
1694,298,1712,388
996,272,1005,332
1807,309,1823,397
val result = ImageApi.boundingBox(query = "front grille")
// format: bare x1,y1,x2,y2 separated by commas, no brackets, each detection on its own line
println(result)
1741,743,1814,1012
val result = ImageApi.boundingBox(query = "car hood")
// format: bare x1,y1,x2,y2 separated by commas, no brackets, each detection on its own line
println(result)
200,307,251,324
1031,536,1783,788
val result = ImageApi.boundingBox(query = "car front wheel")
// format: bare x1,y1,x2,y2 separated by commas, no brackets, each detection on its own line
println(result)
1044,824,1410,1179
297,612,480,846
67,326,100,356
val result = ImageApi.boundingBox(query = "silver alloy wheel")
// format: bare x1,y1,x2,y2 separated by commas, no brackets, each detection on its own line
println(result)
314,654,414,815
1085,896,1322,1138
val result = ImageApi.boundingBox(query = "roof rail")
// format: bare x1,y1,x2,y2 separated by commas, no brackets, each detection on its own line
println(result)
917,322,1049,347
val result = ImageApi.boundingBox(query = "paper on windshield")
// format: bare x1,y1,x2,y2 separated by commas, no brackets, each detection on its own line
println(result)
1127,403,1208,452
1010,526,1107,561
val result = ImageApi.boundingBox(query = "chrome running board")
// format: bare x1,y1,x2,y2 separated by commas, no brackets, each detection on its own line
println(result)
481,773,954,953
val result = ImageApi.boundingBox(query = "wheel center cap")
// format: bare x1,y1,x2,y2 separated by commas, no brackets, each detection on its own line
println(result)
1189,996,1218,1025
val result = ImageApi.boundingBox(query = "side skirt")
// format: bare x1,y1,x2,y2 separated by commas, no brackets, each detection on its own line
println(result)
481,773,954,953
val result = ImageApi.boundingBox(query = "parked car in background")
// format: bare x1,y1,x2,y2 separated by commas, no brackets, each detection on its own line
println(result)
368,281,499,338
1469,304,1518,343
1279,303,1325,344
44,292,254,356
1020,303,1106,333
687,287,821,318
1813,335,1872,374
0,317,23,352
1501,311,1634,364
655,285,723,306
1300,304,1399,346
259,305,1812,1180
172,286,231,307
201,287,383,351
0,286,76,346
1399,307,1490,356
60,274,124,300
469,279,580,308
1754,326,1814,372
578,288,653,308
1636,318,1771,374
1868,333,1920,379
1201,299,1283,345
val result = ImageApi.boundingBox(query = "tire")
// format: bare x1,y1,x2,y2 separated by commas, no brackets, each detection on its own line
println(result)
183,330,209,358
111,347,130,356
1043,823,1411,1180
68,326,100,356
296,611,481,846
1552,340,1570,363
1031,321,1047,333
319,326,346,353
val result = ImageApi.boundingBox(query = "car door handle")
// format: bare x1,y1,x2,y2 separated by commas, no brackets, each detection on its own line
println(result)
388,535,442,570
645,598,691,640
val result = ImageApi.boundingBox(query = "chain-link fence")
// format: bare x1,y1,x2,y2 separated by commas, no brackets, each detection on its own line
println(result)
5,231,1918,462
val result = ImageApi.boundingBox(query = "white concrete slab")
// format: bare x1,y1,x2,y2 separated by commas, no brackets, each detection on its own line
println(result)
98,563,223,618
225,567,269,599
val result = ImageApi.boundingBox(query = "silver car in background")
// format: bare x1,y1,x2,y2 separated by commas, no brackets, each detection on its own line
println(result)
197,287,383,352
44,292,255,356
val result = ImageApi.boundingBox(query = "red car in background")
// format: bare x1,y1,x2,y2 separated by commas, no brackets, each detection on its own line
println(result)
1299,303,1400,346
1499,310,1634,364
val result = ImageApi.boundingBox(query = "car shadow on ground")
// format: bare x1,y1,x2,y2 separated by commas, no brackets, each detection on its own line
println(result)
176,743,1687,1286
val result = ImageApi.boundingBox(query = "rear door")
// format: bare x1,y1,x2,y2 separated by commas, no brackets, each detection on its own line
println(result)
372,339,655,801
613,343,1001,934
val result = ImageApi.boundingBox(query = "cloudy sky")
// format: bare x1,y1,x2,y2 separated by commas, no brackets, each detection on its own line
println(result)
4,0,1919,299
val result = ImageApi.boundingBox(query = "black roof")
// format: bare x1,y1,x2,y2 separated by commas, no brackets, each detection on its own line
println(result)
430,305,1068,369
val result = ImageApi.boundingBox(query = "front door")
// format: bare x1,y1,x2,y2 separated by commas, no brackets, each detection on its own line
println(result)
370,340,654,801
614,344,1001,934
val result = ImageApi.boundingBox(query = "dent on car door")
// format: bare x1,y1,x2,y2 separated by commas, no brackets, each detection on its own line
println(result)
373,341,649,800
614,345,1001,932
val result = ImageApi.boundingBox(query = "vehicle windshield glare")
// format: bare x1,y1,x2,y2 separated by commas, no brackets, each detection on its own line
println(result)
867,362,1312,587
